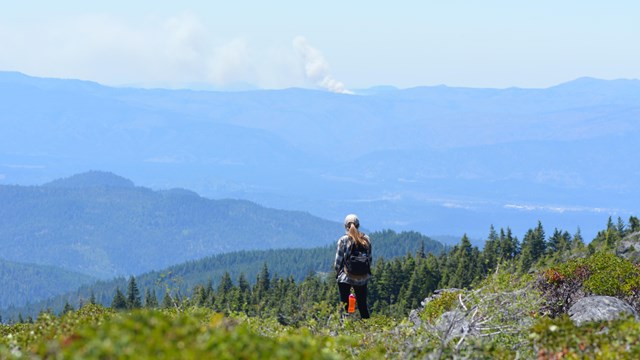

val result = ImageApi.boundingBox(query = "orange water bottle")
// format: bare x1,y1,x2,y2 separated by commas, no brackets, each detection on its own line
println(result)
348,293,356,313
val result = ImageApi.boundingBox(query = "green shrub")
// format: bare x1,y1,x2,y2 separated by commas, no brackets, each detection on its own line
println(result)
530,315,640,359
537,251,640,317
419,290,461,323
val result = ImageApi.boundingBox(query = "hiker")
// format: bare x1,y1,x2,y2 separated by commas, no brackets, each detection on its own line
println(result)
334,213,372,319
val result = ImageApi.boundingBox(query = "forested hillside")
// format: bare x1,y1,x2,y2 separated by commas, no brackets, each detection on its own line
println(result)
0,171,339,279
2,229,443,318
3,216,640,358
0,259,96,309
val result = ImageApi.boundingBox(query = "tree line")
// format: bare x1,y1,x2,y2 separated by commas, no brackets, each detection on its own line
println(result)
5,216,638,323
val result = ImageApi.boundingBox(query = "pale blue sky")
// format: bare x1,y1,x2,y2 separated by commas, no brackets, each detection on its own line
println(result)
0,1,638,91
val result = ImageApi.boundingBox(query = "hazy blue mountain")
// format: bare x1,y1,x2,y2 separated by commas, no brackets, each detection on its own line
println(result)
0,258,96,309
1,71,638,241
0,171,340,279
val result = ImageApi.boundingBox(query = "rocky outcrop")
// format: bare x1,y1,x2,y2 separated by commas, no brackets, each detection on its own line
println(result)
568,296,638,326
615,231,640,263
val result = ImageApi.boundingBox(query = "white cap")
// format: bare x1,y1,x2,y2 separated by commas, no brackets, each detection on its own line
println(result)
344,214,360,229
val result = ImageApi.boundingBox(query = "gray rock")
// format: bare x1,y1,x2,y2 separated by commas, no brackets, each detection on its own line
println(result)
408,308,422,329
435,310,479,342
616,232,640,263
568,296,637,326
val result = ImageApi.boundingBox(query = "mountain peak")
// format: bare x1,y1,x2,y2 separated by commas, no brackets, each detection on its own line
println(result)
43,171,135,188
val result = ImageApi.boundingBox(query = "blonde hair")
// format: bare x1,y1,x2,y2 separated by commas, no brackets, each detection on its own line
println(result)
348,223,369,248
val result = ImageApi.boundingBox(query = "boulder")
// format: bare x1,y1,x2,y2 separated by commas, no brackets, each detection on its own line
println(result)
568,296,637,326
435,310,480,343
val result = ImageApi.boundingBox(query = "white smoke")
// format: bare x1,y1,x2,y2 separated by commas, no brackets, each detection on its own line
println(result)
0,14,353,92
293,36,352,94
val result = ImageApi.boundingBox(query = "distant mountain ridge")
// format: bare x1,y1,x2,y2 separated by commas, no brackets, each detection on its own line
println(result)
1,71,638,240
44,171,135,188
0,171,340,279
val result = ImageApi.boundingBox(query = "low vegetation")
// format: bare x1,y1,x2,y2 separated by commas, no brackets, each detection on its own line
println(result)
2,216,640,358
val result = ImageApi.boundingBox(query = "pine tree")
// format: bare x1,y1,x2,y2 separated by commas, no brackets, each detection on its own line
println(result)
162,291,174,309
548,228,571,254
499,227,519,261
254,263,271,302
236,273,251,312
630,216,640,233
111,288,127,310
144,288,159,308
126,276,142,309
482,226,500,274
216,272,234,311
519,221,546,272
89,292,97,305
449,234,477,288
62,301,74,315
572,227,585,250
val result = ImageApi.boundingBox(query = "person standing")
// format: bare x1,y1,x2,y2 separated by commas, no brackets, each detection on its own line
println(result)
334,214,372,319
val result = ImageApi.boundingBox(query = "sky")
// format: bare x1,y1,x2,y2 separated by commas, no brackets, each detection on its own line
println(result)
0,1,638,92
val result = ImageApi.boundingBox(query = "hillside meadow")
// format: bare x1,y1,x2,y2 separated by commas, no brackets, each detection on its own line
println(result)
3,218,640,358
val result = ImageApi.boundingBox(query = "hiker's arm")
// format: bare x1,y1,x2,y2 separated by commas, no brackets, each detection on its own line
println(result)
334,237,345,275
367,238,373,274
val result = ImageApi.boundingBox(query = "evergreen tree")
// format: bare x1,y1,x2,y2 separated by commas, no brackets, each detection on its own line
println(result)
144,288,159,308
449,234,477,289
254,263,271,302
616,217,627,236
162,291,174,309
548,228,572,254
126,276,142,309
61,301,74,315
111,288,127,310
630,216,640,233
216,272,234,311
416,240,426,259
482,225,500,273
499,227,519,261
572,228,585,250
519,221,546,272
89,292,97,305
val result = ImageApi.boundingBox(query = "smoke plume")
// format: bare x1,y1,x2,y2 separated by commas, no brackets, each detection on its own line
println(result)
293,36,352,94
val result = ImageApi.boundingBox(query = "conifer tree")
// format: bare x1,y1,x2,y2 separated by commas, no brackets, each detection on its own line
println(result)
449,234,477,288
126,276,142,309
162,292,174,309
254,263,271,302
572,227,585,250
144,288,159,308
499,227,519,261
630,216,640,233
111,288,127,310
62,301,74,315
519,221,546,272
89,292,97,305
548,228,572,254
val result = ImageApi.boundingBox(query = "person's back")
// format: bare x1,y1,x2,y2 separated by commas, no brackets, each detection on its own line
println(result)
334,214,372,319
